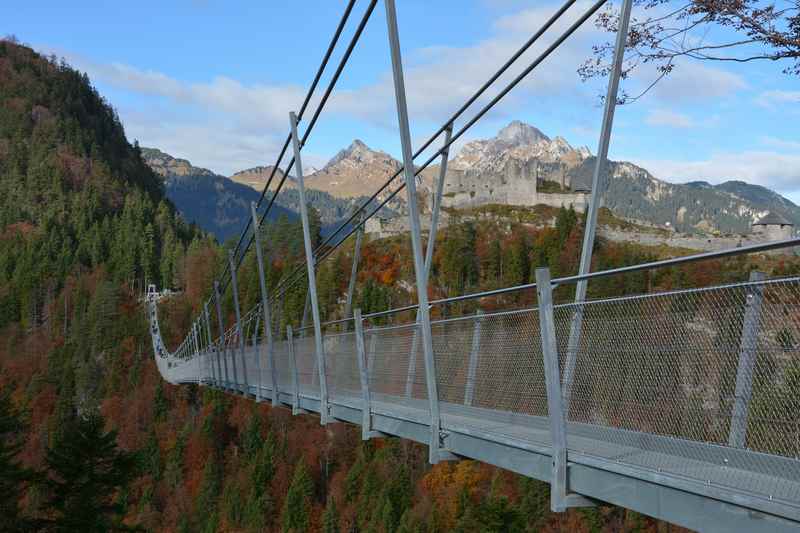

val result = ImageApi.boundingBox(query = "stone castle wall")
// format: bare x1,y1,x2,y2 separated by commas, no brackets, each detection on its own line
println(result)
367,216,798,255
440,158,589,212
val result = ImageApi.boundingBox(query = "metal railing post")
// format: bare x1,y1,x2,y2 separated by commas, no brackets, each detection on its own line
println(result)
536,267,567,510
202,306,212,385
192,322,199,357
192,322,201,383
287,325,301,415
213,281,231,389
536,267,594,512
229,251,248,396
204,303,221,388
563,0,633,413
252,314,263,402
464,309,483,406
367,329,377,377
385,0,445,463
729,271,766,448
251,201,279,406
354,309,372,440
290,111,329,424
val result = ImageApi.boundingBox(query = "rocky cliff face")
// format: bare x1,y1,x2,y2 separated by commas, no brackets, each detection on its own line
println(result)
229,165,287,191
140,147,215,179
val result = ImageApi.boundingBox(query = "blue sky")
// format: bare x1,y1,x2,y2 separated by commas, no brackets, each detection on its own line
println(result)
4,0,800,202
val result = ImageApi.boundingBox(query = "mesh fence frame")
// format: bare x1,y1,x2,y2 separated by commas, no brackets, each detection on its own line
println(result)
273,339,294,394
431,309,550,446
324,330,361,403
292,334,320,398
365,323,429,406
554,278,800,503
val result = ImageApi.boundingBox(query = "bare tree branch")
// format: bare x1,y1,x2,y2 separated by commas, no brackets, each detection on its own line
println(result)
580,0,800,102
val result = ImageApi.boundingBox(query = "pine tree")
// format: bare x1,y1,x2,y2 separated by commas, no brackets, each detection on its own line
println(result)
282,459,314,533
322,496,340,533
0,388,35,532
40,413,137,532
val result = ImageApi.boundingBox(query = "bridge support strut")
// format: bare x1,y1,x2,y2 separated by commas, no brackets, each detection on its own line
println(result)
229,251,248,396
405,123,453,401
251,201,279,406
287,325,304,415
289,111,329,424
464,310,483,407
204,302,222,389
384,0,453,463
563,0,633,412
344,213,364,328
213,281,231,390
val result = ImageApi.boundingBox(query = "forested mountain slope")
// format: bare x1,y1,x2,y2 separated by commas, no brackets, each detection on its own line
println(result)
141,147,391,242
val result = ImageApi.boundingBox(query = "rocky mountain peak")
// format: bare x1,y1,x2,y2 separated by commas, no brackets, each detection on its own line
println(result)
450,121,589,172
304,139,401,199
230,165,287,191
325,139,395,170
140,147,215,179
496,120,550,146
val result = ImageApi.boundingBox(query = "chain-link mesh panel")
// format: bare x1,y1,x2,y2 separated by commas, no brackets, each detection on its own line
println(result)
243,345,269,392
324,331,360,403
432,309,550,446
273,339,293,394
365,323,429,405
292,334,320,399
554,278,800,504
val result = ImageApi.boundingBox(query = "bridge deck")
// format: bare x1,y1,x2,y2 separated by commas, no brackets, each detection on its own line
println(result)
152,276,800,532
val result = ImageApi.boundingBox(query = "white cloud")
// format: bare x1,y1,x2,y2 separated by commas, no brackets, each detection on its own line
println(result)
633,151,800,199
645,109,695,128
47,48,306,134
755,90,800,110
33,1,754,175
760,136,800,152
628,59,747,104
124,116,327,176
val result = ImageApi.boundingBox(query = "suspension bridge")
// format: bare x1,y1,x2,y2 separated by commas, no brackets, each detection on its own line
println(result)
146,1,800,531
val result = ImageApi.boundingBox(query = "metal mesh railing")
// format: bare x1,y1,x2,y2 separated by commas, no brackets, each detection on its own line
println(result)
431,309,550,446
554,277,800,504
148,275,800,512
323,329,360,403
365,322,429,406
274,338,293,395
292,334,320,398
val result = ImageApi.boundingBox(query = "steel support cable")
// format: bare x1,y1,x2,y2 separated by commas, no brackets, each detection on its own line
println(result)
219,0,378,297
190,0,598,345
312,0,582,257
218,0,358,288
276,0,609,300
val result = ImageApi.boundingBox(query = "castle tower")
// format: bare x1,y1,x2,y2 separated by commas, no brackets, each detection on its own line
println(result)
752,211,794,242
